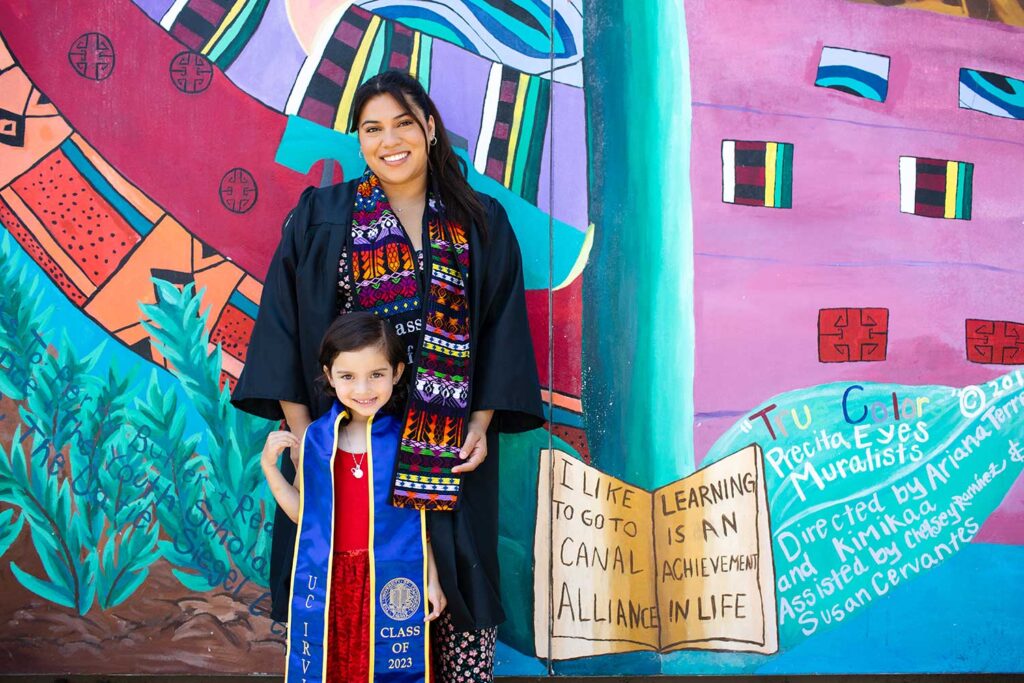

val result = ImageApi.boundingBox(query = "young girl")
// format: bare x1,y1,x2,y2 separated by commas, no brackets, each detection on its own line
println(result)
261,312,444,682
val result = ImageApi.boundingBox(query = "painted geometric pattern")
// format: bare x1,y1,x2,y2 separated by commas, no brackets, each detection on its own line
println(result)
162,0,271,69
286,5,433,131
899,156,973,220
966,319,1024,365
722,140,793,208
815,46,890,102
959,67,1024,120
473,63,550,203
0,61,261,390
818,307,888,362
359,0,584,85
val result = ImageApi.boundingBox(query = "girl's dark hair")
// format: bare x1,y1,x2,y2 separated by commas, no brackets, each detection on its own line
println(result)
317,312,407,415
350,69,487,238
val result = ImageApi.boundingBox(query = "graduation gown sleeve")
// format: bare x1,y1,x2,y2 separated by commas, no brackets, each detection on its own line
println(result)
230,187,316,421
470,197,546,433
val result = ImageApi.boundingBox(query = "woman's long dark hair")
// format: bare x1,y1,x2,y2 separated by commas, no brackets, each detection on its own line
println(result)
350,70,487,237
316,312,407,415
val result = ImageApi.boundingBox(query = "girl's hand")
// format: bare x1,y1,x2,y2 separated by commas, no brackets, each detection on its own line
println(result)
262,431,301,469
451,410,494,474
425,562,446,622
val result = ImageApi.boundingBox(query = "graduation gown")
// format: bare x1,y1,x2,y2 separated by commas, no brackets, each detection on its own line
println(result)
232,178,545,630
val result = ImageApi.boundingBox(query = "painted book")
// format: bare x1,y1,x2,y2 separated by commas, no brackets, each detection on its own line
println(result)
533,445,778,659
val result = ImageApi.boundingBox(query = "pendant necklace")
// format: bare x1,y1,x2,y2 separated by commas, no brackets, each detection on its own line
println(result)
342,428,366,479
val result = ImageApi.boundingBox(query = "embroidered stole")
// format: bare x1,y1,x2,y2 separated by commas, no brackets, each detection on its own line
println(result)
285,403,430,682
349,170,471,511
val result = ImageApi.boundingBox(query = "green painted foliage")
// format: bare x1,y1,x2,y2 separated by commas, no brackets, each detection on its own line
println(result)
0,507,23,557
0,234,277,611
0,235,52,401
0,429,97,613
140,279,275,587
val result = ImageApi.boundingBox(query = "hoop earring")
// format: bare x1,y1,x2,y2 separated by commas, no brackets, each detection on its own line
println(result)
430,136,437,147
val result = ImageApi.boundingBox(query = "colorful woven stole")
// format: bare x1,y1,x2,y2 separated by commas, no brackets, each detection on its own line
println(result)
285,403,430,682
350,170,471,511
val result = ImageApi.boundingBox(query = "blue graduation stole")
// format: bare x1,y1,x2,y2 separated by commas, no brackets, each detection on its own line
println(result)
285,401,430,682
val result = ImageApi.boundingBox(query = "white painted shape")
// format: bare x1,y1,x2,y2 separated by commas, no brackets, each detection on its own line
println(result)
722,140,736,203
899,156,916,214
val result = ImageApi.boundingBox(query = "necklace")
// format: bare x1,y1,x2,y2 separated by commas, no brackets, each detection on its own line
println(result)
341,428,366,479
389,198,424,215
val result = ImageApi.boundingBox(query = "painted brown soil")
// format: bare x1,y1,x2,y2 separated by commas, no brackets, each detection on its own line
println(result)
0,397,286,676
0,527,286,675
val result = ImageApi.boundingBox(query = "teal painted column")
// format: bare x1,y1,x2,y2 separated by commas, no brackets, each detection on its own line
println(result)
581,0,694,489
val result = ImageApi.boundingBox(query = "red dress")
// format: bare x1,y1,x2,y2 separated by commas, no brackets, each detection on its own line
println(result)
326,448,371,682
326,449,435,682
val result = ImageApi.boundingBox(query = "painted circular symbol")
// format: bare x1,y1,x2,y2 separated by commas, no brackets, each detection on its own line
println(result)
219,168,258,214
958,385,987,419
68,33,115,81
379,577,420,622
169,51,214,94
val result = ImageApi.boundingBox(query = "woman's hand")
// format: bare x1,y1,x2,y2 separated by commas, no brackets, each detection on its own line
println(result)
279,401,310,468
262,430,301,470
425,542,446,622
451,410,494,474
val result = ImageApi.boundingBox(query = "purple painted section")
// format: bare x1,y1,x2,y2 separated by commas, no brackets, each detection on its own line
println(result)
428,41,587,229
132,0,175,21
686,0,1024,541
540,82,588,231
428,39,490,153
224,0,305,111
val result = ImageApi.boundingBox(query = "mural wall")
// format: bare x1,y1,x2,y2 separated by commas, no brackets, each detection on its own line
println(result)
0,0,1021,676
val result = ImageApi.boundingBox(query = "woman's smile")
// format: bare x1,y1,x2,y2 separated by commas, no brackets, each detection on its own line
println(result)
382,151,410,165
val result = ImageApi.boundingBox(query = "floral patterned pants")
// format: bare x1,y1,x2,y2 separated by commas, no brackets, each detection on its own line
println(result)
431,611,498,682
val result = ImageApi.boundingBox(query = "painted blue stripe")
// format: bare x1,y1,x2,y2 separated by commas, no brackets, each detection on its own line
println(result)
372,7,474,51
228,290,259,319
815,64,888,101
523,0,577,56
543,403,583,428
460,0,574,58
960,69,1024,119
59,139,154,236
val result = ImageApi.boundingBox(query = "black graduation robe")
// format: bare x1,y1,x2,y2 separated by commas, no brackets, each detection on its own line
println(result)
231,179,545,631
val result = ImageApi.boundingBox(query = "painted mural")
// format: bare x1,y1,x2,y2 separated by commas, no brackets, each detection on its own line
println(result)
0,0,1021,677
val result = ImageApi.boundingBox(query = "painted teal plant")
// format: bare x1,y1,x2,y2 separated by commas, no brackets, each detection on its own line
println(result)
73,368,162,609
140,279,276,587
129,369,224,591
0,234,162,611
0,428,98,613
0,234,277,610
0,341,164,611
0,234,52,402
0,507,23,557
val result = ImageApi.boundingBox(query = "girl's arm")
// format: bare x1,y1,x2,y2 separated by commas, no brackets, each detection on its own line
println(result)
262,430,302,523
425,539,446,622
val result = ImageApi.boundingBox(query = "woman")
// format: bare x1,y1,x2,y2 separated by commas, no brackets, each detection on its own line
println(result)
232,70,544,680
